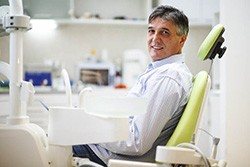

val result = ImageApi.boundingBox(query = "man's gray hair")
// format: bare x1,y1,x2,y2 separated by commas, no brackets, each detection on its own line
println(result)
148,5,189,36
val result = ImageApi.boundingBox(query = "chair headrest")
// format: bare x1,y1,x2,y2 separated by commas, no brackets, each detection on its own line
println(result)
197,24,227,61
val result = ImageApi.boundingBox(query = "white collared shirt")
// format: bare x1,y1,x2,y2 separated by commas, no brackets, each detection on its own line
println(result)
89,54,193,164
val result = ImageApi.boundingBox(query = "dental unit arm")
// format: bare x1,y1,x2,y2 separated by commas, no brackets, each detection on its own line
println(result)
0,1,51,167
0,1,32,124
0,1,147,167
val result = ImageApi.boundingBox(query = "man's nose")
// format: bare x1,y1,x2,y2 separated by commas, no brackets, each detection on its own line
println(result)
152,32,160,42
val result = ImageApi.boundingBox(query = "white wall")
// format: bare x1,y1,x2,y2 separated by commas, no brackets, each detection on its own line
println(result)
184,26,211,74
22,24,148,80
220,0,250,166
0,24,211,81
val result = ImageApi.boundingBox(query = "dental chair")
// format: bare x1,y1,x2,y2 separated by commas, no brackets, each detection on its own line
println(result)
108,71,211,167
108,24,227,167
0,1,227,166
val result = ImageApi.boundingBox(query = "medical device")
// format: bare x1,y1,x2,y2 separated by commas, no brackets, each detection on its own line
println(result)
77,62,115,87
0,1,147,167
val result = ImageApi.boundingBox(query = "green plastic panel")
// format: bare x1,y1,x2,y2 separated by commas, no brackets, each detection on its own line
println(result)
166,71,208,146
197,24,224,60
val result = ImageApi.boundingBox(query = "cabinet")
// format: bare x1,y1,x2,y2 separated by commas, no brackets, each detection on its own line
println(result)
158,0,219,26
70,0,150,20
21,0,153,26
23,0,70,19
2,0,219,26
63,0,153,26
19,0,218,26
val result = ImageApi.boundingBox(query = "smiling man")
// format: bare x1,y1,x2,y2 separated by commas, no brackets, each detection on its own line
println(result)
73,5,193,166
148,6,188,61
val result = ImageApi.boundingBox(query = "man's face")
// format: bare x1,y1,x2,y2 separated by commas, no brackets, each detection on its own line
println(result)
147,17,187,61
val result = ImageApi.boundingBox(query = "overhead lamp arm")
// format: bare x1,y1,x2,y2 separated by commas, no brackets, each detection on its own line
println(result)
0,6,31,37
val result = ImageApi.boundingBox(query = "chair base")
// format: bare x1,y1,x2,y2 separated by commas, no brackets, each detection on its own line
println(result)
0,123,50,167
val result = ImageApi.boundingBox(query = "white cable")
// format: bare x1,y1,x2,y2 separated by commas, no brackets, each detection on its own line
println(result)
177,143,211,167
199,128,214,138
36,99,49,111
78,87,92,108
199,128,220,159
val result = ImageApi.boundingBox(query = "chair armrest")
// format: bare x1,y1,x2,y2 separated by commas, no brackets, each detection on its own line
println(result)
108,159,167,167
155,146,203,165
155,146,227,167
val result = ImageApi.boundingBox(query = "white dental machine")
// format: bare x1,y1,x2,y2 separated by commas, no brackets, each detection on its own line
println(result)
0,1,147,167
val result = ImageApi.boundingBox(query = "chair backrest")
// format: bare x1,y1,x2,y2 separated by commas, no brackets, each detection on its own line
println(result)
166,70,211,146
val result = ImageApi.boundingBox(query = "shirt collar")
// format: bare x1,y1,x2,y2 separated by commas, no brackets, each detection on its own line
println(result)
147,54,185,71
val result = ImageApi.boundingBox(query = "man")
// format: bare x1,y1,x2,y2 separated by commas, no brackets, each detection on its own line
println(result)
73,5,193,166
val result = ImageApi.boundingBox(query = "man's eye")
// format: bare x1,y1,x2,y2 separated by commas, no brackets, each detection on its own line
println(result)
148,29,154,33
162,30,169,35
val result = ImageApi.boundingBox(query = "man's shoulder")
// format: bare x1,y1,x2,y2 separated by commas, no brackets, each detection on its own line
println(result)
155,63,193,86
156,62,191,75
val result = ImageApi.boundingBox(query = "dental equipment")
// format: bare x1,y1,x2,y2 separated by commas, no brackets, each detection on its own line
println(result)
61,68,73,107
0,0,31,125
37,99,50,111
0,2,147,167
0,1,50,166
199,128,220,159
78,87,92,108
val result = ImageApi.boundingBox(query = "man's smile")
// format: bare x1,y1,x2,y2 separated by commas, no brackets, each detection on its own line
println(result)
151,45,164,50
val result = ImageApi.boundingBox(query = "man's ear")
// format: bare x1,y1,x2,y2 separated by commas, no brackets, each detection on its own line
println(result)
180,35,187,46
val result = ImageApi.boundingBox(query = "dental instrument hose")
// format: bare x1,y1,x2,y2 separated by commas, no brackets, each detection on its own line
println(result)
199,128,220,159
176,142,211,167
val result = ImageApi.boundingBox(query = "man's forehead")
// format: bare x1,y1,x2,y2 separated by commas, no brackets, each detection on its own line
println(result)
148,19,174,30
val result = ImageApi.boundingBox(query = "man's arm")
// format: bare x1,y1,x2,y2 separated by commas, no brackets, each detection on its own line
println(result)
99,75,187,155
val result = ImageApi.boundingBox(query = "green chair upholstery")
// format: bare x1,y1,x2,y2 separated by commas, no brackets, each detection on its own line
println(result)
166,71,210,146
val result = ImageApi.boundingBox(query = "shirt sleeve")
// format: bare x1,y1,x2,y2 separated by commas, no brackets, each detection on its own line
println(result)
99,75,186,156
